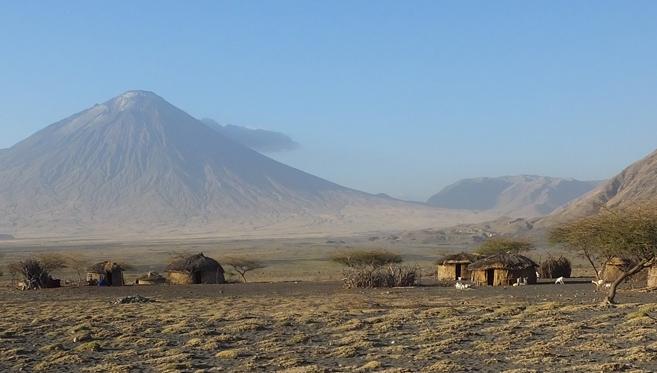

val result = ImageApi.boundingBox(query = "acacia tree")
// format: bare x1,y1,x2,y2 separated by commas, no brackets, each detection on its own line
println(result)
38,253,68,275
549,215,610,280
550,204,657,304
222,257,266,283
331,250,402,268
475,237,533,256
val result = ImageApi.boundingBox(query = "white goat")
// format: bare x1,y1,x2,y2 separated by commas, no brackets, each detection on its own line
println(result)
16,281,28,291
455,282,471,290
554,276,565,285
592,279,612,290
592,279,604,290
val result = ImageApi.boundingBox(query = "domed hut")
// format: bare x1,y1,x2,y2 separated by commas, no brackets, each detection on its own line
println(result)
436,252,481,282
166,253,225,285
136,271,166,285
601,257,633,283
468,253,538,286
87,261,124,286
539,255,572,279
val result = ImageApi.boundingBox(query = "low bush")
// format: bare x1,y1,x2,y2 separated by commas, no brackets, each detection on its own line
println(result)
342,264,419,288
332,249,418,288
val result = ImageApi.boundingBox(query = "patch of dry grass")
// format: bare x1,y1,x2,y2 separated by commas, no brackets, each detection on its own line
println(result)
0,285,656,372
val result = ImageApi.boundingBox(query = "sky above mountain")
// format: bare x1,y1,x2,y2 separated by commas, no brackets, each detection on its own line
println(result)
1,1,657,201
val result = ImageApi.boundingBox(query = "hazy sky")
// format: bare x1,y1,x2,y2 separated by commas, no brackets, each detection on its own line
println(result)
1,1,656,201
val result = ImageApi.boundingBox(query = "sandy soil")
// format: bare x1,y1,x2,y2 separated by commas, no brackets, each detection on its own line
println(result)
1,281,656,372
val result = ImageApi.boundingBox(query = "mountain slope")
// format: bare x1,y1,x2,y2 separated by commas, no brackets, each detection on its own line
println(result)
0,91,481,238
427,175,600,218
544,149,657,223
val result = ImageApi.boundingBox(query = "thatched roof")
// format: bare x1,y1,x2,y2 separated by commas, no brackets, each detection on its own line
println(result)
437,252,481,265
166,253,223,274
88,261,124,274
468,253,538,271
136,271,166,282
606,257,633,266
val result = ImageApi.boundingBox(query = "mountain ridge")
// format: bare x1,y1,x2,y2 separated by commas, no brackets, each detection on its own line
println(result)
427,175,601,218
543,148,657,224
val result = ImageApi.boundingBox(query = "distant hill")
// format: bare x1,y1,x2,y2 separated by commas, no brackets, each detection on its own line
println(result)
544,149,657,224
427,175,601,218
0,91,484,238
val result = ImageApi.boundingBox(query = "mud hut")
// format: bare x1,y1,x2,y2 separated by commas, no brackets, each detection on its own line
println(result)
436,252,480,282
648,265,657,288
136,271,166,285
166,253,225,284
468,253,538,286
87,261,124,286
601,257,633,283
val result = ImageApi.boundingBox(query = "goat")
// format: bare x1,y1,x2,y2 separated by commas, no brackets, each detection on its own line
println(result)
455,282,471,290
592,279,612,290
16,281,28,291
592,279,604,290
554,276,565,285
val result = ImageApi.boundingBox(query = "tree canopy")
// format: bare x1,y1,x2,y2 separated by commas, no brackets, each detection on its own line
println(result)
331,250,402,268
222,257,266,283
550,202,657,303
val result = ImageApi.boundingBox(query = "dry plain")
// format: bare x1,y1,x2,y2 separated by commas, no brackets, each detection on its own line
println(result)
1,237,656,372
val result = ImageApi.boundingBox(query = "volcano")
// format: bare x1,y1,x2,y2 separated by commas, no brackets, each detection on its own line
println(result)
0,91,478,238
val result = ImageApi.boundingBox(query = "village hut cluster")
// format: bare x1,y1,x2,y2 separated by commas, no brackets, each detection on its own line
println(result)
437,252,539,287
84,253,225,287
437,251,657,288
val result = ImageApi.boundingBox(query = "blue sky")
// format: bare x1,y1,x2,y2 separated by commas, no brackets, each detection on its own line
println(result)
1,1,656,200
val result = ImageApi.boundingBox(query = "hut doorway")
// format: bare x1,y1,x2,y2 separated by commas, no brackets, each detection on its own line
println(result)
455,264,462,280
106,272,113,285
193,271,202,284
486,269,495,286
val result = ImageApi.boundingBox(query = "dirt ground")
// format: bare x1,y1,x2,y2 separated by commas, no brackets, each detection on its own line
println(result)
1,281,656,372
